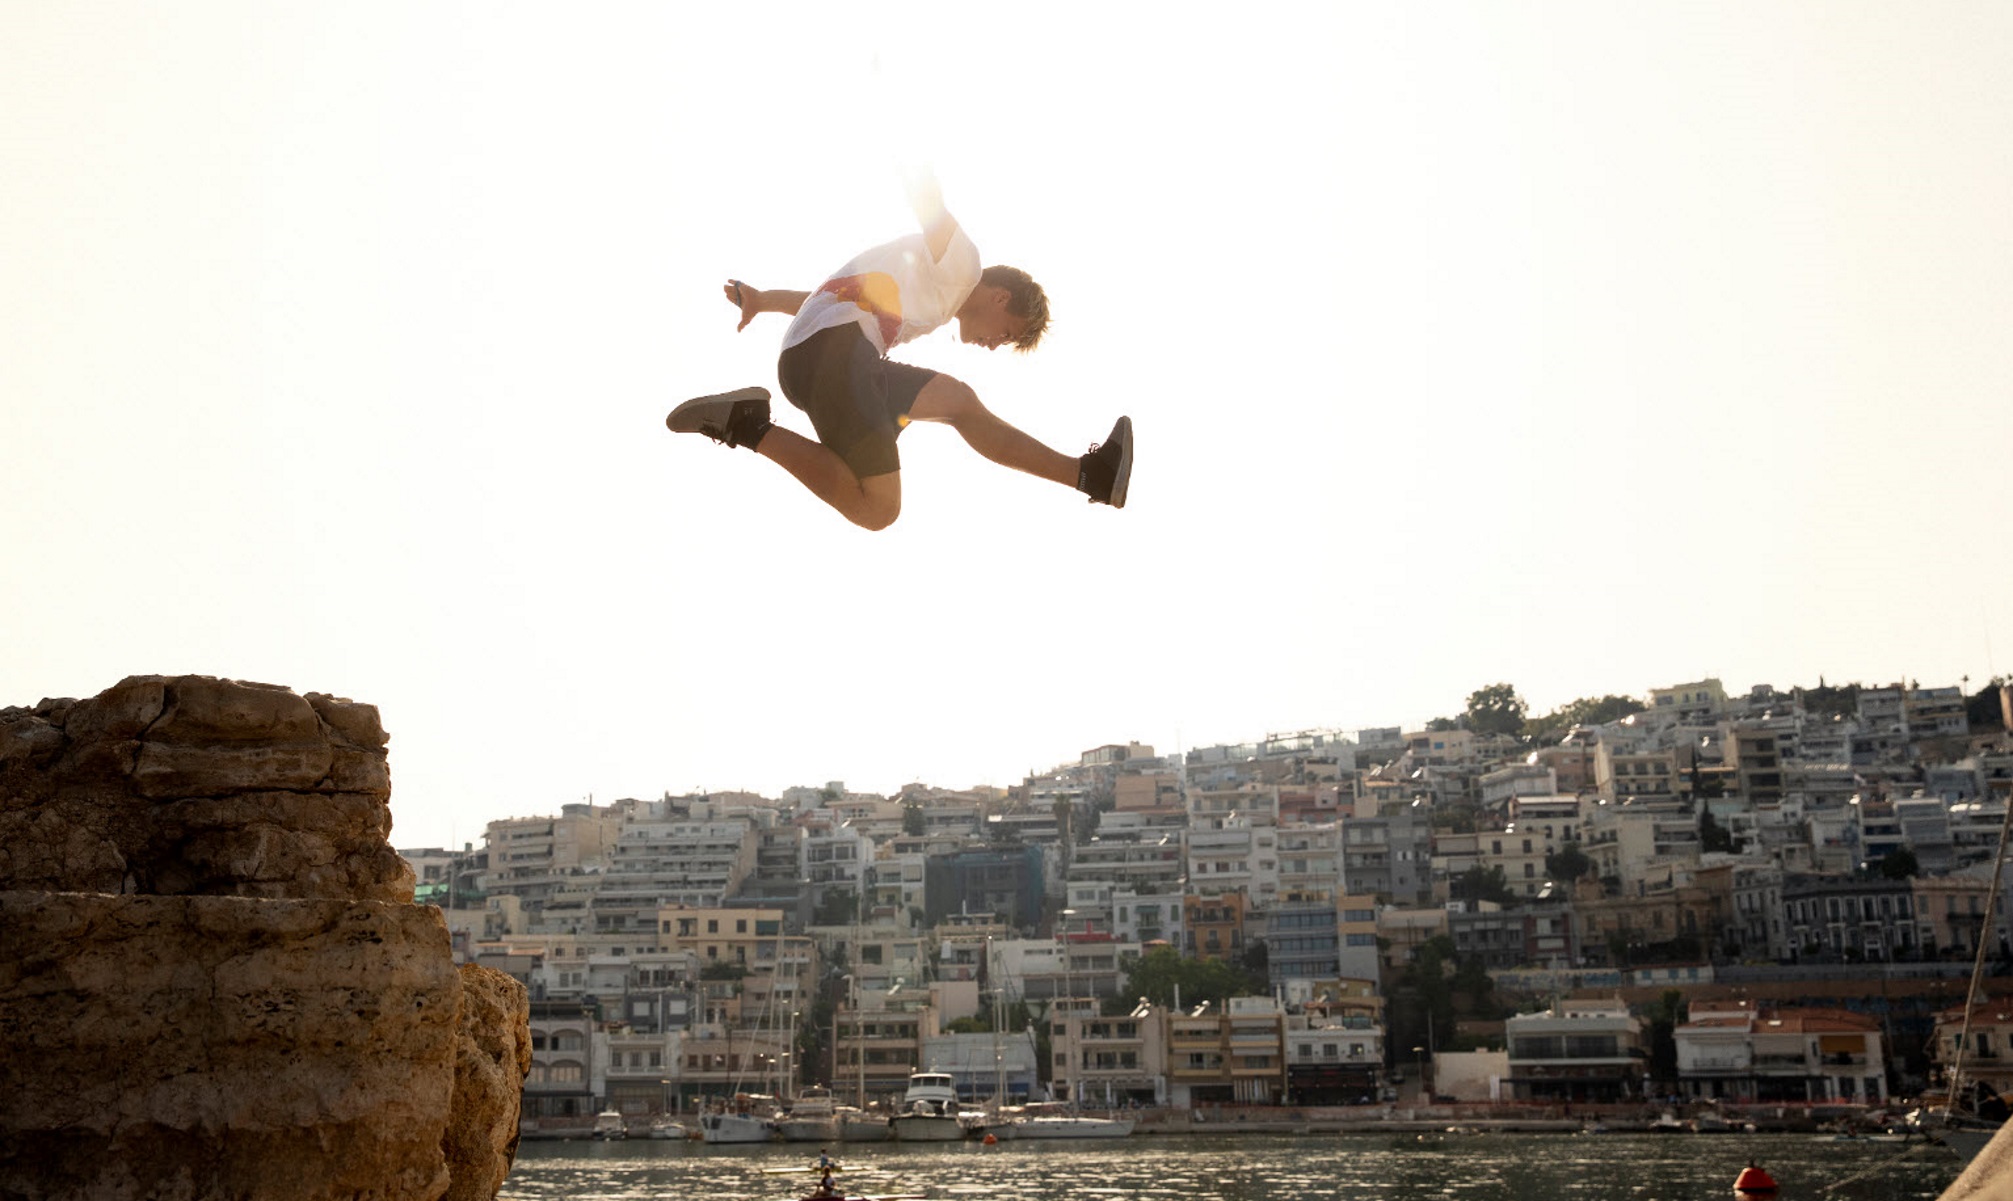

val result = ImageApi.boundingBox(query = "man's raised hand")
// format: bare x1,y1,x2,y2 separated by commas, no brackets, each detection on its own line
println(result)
724,279,762,332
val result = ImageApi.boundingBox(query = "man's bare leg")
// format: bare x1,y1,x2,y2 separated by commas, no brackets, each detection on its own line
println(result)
908,375,1076,487
755,426,902,531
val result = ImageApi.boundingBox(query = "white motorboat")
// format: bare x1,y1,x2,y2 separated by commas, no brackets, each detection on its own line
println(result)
889,1072,965,1142
645,1115,689,1140
701,1094,779,1144
776,1084,841,1143
592,1110,628,1139
837,1105,891,1142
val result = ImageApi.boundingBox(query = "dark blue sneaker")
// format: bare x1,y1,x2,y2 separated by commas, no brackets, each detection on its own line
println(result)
1077,416,1133,508
667,386,771,449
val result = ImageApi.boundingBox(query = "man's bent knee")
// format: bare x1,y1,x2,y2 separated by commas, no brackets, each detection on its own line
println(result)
852,474,901,532
909,375,982,427
854,503,899,532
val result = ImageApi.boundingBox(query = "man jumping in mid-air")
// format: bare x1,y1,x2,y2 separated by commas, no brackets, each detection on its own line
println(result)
667,172,1132,531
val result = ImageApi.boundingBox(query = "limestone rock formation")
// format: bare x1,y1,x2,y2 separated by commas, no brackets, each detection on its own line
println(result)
0,675,528,1201
0,675,411,902
443,965,534,1201
0,892,461,1201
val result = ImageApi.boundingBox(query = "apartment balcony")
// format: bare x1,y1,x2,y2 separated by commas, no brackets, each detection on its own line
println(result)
1752,1055,1808,1070
1681,1057,1751,1073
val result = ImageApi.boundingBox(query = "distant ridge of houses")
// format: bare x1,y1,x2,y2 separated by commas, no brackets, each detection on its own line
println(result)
399,676,2013,1126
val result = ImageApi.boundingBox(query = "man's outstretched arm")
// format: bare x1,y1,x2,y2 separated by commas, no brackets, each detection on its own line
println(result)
723,280,809,331
903,167,957,264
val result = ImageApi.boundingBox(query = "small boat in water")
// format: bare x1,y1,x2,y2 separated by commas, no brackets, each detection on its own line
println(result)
701,1093,779,1143
889,1072,964,1142
592,1110,628,1140
645,1115,689,1140
837,1104,891,1142
777,1084,841,1143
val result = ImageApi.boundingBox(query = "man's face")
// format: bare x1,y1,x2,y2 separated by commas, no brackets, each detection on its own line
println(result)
958,286,1030,351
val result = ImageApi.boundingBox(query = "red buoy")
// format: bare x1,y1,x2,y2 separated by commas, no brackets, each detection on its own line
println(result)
1733,1163,1779,1195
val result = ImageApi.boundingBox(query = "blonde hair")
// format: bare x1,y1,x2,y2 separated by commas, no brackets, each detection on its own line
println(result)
981,265,1049,351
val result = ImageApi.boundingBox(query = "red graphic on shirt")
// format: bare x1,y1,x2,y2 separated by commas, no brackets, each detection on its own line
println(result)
818,272,904,349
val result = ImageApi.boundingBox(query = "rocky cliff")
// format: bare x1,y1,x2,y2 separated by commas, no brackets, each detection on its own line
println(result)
0,675,529,1201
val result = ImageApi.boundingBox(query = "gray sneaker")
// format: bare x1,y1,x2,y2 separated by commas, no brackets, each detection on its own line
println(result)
1077,416,1133,508
667,386,772,448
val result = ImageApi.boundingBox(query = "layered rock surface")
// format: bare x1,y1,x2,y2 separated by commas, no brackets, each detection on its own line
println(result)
0,674,409,901
0,676,527,1201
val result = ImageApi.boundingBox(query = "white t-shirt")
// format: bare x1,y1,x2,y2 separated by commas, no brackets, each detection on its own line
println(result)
782,225,981,356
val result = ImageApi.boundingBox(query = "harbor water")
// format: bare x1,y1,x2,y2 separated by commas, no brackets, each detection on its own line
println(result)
499,1131,1965,1201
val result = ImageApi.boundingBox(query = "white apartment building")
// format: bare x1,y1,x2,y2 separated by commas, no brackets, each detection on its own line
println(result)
1277,822,1345,897
1189,784,1280,829
1479,763,1559,808
595,817,759,920
804,819,872,890
481,803,622,910
1184,821,1280,907
1110,886,1184,946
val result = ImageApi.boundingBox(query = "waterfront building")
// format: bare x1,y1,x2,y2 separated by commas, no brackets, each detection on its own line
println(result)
1674,1001,1888,1104
677,1018,794,1108
1054,1003,1167,1107
921,1028,1041,1105
1932,1000,2013,1100
524,999,600,1124
1164,995,1287,1107
833,985,939,1109
1283,1007,1383,1104
1504,998,1646,1104
604,1024,678,1119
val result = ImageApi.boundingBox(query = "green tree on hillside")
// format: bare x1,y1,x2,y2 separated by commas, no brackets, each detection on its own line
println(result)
1464,683,1528,738
1116,945,1265,1012
1525,694,1647,742
1544,841,1593,883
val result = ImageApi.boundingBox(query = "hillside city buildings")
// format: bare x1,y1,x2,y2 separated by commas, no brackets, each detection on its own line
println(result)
399,678,2013,1127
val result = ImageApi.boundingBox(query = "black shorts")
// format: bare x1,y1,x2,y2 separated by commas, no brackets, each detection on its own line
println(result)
777,323,935,480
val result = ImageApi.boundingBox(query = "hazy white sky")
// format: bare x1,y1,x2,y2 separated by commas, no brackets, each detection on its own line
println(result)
5,3,2008,850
